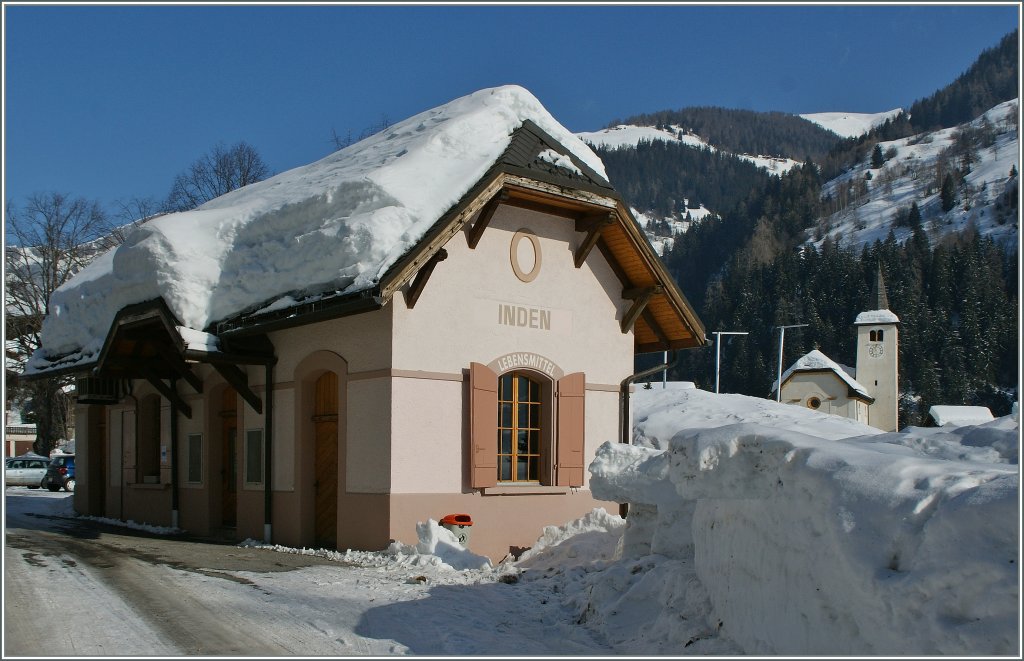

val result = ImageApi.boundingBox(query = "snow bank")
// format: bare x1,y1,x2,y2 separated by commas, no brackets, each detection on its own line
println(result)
590,388,1019,655
30,85,606,373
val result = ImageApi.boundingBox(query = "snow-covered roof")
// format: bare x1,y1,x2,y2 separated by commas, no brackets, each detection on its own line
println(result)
854,309,900,325
28,86,609,375
772,349,872,401
927,405,995,427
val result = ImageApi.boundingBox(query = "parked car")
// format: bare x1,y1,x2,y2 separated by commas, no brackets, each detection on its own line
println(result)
5,456,50,489
45,455,76,492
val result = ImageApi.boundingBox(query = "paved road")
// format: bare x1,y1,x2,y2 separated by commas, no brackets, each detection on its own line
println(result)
4,489,343,656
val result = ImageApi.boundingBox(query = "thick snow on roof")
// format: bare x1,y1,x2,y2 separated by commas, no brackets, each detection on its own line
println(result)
855,309,900,325
29,86,606,373
771,348,871,399
928,405,995,427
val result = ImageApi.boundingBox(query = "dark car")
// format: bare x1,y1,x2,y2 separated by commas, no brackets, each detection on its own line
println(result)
45,455,75,492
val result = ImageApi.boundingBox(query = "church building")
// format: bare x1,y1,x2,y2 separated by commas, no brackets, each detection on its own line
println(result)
774,268,899,432
23,86,706,562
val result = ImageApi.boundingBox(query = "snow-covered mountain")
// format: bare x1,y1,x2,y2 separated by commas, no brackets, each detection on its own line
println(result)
578,124,802,176
809,98,1020,251
799,108,904,138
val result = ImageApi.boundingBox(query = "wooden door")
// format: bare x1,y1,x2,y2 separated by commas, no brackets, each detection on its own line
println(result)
313,372,338,549
221,388,238,528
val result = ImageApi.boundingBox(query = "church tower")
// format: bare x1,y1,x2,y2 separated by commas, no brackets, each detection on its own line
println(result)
855,267,899,431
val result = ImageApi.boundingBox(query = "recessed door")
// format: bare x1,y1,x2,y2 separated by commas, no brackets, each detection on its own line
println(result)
313,372,338,549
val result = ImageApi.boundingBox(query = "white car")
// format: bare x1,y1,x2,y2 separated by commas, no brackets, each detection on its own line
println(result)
5,456,50,489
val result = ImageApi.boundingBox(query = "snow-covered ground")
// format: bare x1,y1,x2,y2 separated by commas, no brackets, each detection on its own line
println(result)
800,108,904,138
811,98,1020,251
7,386,1017,655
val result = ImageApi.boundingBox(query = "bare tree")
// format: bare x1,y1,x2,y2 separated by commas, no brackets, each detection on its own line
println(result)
164,141,271,212
5,192,114,455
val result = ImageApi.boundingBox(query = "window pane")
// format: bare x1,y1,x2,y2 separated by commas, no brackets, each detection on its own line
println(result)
529,429,540,454
517,430,529,454
245,430,263,483
500,403,512,428
530,379,540,402
500,373,513,399
499,429,512,455
518,375,530,400
518,403,529,428
516,457,528,481
529,456,539,481
499,455,512,481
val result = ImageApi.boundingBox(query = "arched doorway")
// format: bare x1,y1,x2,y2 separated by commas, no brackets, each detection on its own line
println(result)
313,371,339,548
220,387,238,528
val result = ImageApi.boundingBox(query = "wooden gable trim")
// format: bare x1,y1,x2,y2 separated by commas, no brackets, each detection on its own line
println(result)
403,248,448,309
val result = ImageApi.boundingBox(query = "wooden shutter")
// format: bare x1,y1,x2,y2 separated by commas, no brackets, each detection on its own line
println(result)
469,362,498,488
556,372,586,487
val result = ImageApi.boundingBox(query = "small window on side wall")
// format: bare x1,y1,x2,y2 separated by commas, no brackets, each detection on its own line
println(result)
245,429,263,484
187,434,202,483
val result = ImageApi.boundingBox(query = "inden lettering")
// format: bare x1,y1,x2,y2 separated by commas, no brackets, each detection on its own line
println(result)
498,304,552,331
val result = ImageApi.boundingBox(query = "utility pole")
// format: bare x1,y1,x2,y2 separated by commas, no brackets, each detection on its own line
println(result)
713,331,748,394
775,324,809,402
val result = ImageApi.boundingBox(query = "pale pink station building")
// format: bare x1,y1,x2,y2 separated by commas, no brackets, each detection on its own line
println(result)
25,86,706,562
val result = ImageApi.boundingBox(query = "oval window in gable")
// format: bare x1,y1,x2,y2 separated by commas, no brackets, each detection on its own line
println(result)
510,229,541,283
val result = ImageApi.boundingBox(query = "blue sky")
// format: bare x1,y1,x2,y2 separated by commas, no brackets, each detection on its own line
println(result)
3,3,1020,218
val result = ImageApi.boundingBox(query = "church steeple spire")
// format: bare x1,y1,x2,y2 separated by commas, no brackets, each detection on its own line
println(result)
869,266,890,311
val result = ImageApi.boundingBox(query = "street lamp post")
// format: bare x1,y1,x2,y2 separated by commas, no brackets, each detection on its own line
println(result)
775,323,809,402
713,331,748,394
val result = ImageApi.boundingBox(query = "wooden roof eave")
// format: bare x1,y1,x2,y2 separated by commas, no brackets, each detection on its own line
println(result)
611,202,708,349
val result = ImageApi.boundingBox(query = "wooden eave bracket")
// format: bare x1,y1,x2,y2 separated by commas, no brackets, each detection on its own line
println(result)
573,212,616,268
213,363,263,414
140,370,193,419
467,191,509,249
403,248,448,309
641,308,670,347
621,286,663,334
152,343,203,394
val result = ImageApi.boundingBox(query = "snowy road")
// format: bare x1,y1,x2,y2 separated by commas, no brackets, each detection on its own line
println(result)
2,489,613,656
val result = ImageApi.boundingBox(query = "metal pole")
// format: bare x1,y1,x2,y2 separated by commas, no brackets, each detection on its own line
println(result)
775,324,809,402
776,328,785,402
662,350,668,389
715,335,721,393
713,331,748,394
